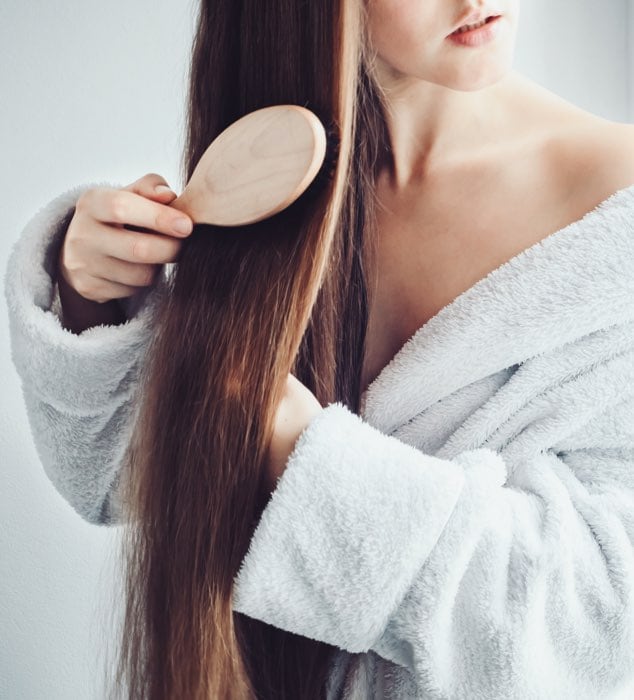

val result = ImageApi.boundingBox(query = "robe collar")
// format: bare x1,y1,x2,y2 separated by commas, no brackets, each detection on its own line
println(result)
360,183,634,434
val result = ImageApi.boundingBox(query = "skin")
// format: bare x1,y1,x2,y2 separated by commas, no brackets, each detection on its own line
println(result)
265,373,323,493
266,0,634,487
365,0,521,184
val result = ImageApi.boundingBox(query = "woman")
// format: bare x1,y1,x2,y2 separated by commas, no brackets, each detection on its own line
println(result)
5,0,634,698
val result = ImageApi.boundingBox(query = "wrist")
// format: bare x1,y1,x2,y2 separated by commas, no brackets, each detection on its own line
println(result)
55,266,126,333
265,393,323,492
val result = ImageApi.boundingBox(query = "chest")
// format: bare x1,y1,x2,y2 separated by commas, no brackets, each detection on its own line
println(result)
359,177,585,395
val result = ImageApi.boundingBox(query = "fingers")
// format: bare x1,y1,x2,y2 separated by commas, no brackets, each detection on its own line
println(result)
93,254,161,288
67,219,185,266
77,184,193,239
60,173,194,304
122,172,178,202
64,273,148,303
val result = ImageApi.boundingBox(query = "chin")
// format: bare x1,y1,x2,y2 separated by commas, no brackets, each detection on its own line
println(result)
433,56,515,92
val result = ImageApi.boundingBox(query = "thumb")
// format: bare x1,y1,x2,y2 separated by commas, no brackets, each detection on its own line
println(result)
122,172,178,204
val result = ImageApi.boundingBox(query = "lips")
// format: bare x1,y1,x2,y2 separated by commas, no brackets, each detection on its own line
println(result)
446,14,502,45
451,15,499,34
450,10,501,34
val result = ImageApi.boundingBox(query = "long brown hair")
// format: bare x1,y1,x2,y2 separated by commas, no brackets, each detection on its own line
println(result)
107,0,391,697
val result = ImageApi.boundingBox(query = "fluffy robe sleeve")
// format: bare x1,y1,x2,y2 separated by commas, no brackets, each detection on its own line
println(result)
3,183,168,525
232,382,634,698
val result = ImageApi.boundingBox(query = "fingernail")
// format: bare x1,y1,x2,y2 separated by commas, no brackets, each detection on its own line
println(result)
173,217,192,235
155,185,174,195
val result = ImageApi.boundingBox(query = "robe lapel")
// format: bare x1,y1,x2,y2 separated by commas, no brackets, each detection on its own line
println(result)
360,183,634,434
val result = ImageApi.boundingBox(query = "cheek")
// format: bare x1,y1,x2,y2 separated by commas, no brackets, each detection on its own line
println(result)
366,0,519,88
367,2,438,68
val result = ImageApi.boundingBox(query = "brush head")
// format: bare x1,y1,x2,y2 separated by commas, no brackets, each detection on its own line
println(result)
170,105,341,227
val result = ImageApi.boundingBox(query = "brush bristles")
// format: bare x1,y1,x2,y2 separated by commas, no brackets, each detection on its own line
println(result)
302,118,341,201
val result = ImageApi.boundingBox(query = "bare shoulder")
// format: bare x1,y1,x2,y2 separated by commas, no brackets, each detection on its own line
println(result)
552,114,634,206
503,72,634,233
583,119,634,186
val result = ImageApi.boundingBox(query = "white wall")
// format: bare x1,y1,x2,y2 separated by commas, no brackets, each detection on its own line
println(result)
0,2,196,698
514,0,632,121
0,2,632,698
630,0,634,117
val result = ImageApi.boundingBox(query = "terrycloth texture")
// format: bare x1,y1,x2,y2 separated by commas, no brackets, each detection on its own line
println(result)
5,182,634,699
3,182,170,524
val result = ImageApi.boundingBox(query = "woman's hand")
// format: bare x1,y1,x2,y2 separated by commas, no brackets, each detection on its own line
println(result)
58,173,193,304
265,373,323,492
56,174,194,334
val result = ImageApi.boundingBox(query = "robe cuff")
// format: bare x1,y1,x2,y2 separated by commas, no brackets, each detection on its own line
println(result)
231,401,468,652
4,182,168,413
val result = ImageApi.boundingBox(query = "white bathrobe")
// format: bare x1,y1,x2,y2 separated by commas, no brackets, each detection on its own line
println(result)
5,181,634,699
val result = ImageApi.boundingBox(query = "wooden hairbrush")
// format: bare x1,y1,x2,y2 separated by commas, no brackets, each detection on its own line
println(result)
169,104,341,227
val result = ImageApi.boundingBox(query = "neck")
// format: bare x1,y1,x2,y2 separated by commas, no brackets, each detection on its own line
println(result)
374,67,531,188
